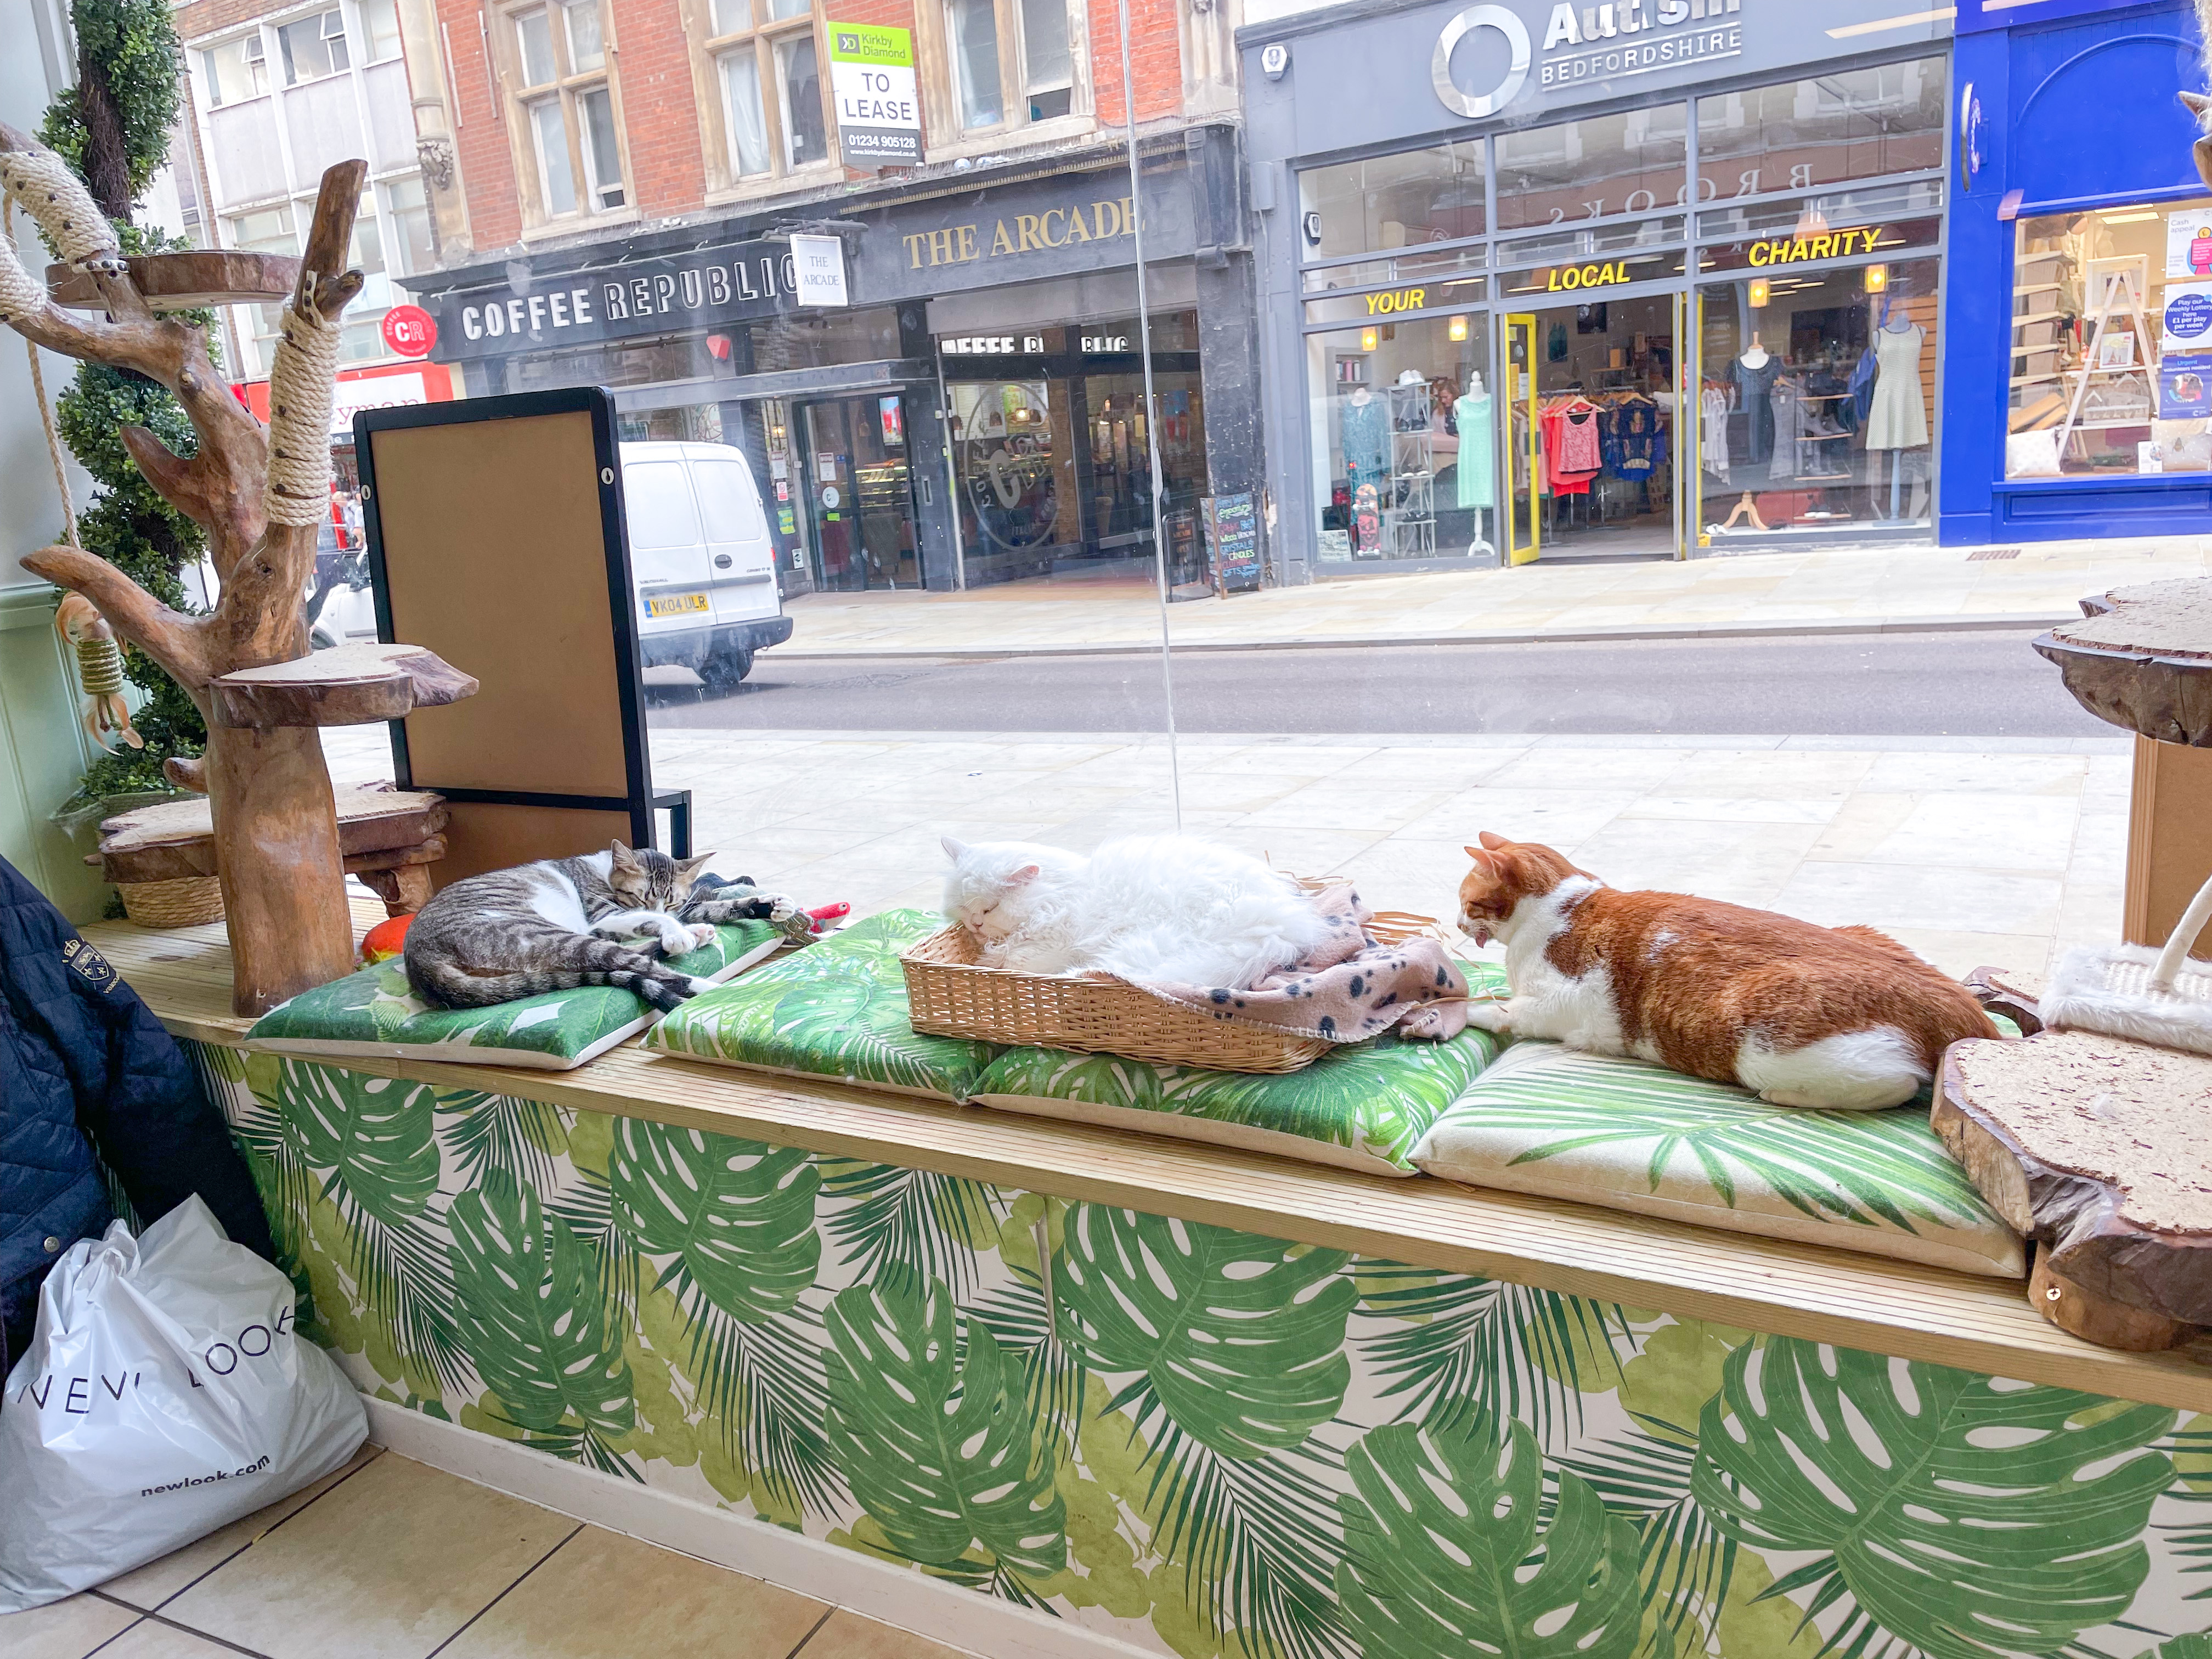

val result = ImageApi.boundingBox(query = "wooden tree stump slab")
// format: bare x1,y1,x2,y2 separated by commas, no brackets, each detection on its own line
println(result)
2033,579,2212,745
1936,1029,2212,1345
208,642,478,730
94,787,448,884
1965,964,2047,1036
42,250,301,311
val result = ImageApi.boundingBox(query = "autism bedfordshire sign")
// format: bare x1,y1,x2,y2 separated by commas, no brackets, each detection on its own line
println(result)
829,24,921,167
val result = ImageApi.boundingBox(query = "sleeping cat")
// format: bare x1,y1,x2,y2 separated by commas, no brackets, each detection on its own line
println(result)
941,834,1334,989
1456,831,1998,1111
404,842,721,1012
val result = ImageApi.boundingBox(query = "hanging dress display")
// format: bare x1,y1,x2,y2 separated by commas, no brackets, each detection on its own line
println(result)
1700,385,1733,483
1865,323,1929,451
1339,393,1390,493
1453,392,1495,509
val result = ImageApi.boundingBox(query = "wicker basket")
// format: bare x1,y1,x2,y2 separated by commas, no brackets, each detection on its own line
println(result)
900,924,1332,1074
119,874,225,928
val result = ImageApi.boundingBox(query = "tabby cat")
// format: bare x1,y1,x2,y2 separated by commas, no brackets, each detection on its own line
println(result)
404,842,721,1011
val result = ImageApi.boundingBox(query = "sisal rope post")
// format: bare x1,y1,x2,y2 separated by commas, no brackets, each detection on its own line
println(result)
262,269,341,527
3,199,79,546
0,147,122,272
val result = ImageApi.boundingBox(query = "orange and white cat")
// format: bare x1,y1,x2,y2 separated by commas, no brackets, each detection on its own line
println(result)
1457,832,1997,1111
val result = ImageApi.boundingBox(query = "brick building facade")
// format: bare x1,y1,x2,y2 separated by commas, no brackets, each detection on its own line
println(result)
393,0,1261,597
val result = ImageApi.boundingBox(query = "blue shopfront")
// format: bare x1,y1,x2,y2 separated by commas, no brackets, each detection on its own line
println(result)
1943,0,2212,543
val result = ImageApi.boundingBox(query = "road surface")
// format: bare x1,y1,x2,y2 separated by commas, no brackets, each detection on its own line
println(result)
646,631,2112,738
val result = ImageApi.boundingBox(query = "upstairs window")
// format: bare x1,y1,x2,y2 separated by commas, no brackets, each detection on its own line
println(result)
946,0,1074,132
277,9,349,84
707,0,832,185
509,0,628,221
201,35,269,106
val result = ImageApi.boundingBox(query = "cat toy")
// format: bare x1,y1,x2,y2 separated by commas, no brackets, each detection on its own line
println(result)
2040,872,2212,1057
54,595,143,754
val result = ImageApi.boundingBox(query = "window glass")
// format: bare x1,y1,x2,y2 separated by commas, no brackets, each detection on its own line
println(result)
711,0,749,32
1298,140,1485,260
776,34,826,167
1495,105,1688,232
723,53,771,175
563,0,606,72
768,0,810,19
202,35,269,104
949,0,1003,129
531,98,577,213
1306,313,1496,563
517,9,558,86
385,176,434,274
1696,59,1946,200
2006,199,2212,480
693,458,769,538
1698,178,1943,242
1020,0,1071,119
1697,254,1940,539
278,10,348,82
579,86,625,207
626,462,704,548
358,0,403,60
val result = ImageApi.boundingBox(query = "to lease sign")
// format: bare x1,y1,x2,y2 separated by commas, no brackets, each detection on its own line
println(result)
829,24,920,167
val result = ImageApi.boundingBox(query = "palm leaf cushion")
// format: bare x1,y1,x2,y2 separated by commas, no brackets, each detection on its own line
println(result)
972,1024,1502,1175
645,910,1002,1101
247,922,785,1071
1410,1041,2024,1278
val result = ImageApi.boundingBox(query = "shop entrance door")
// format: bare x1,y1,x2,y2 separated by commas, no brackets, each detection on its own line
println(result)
1498,295,1682,563
798,393,920,591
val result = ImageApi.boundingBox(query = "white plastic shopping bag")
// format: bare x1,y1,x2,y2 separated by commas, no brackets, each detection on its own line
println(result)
0,1197,367,1612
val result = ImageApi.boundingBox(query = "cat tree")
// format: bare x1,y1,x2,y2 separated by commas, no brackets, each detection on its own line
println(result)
1,130,475,1013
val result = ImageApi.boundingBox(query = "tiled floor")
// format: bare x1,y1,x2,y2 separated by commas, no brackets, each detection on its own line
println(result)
12,1448,972,1659
325,725,2134,979
770,533,2212,656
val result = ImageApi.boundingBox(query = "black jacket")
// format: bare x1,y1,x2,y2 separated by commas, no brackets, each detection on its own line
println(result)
0,855,273,1373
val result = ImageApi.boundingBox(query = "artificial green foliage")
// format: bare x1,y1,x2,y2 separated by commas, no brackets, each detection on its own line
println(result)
36,0,184,210
199,1046,2212,1659
1338,1418,1643,1659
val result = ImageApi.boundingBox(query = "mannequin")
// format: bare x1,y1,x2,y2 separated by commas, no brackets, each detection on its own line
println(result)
1866,307,1928,518
1734,331,1782,468
1454,371,1495,511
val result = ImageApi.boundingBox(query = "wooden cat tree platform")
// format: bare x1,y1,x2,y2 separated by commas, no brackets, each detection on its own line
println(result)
1,133,475,1013
1936,580,2212,1351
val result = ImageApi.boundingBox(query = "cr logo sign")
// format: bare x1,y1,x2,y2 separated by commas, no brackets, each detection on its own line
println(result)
1432,4,1531,120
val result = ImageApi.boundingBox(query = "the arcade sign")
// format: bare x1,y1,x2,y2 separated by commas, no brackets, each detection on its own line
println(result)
428,240,800,360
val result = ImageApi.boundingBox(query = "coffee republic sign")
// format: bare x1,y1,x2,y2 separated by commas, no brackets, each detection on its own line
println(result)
1434,0,1746,117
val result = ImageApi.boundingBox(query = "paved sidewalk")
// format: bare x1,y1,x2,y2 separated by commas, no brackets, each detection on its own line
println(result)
324,725,2131,981
775,533,2212,657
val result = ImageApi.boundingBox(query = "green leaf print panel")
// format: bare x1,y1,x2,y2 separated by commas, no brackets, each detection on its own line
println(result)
646,911,1001,1101
824,1279,1066,1581
1693,1337,2176,1659
972,1026,1499,1176
608,1116,821,1322
283,1063,439,1228
448,1177,635,1446
1339,1418,1641,1659
1056,1204,1354,1459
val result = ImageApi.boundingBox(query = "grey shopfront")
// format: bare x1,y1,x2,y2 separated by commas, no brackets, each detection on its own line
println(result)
403,129,1256,596
1240,0,1958,579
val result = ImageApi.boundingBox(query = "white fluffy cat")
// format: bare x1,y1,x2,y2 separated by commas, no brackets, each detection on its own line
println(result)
940,835,1333,989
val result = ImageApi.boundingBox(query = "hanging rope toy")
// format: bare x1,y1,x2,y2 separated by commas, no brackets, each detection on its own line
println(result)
55,595,142,752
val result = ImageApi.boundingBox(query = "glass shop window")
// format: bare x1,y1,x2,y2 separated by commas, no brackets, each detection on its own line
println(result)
1305,311,1498,565
1494,105,1687,233
2005,199,2212,481
1298,140,1486,262
1696,254,1940,543
1695,59,1946,202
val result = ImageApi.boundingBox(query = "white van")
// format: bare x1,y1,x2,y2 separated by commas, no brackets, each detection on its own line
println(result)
620,440,792,688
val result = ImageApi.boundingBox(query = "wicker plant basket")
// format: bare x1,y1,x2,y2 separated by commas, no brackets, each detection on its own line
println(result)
119,874,225,928
901,924,1333,1074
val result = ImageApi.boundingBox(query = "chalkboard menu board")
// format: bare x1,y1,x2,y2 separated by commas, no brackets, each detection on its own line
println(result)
1204,492,1261,596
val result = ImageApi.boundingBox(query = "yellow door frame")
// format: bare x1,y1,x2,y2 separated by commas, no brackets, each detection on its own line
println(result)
1503,313,1541,566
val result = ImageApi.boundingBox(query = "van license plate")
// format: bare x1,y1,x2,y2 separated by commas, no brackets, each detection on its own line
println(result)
645,592,710,618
